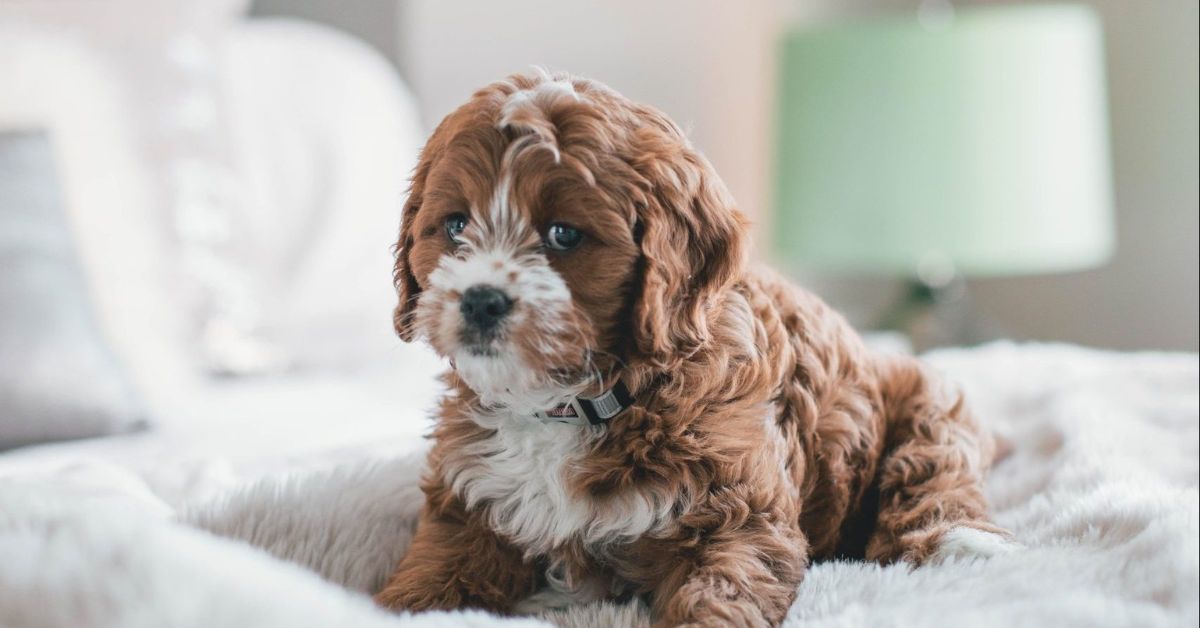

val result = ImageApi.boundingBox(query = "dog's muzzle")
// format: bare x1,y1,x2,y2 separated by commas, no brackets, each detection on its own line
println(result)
460,285,512,332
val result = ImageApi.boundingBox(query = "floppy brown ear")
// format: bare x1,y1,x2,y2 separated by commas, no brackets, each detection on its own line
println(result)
630,111,747,369
392,142,439,342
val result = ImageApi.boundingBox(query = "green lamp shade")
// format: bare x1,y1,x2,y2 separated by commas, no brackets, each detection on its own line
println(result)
773,4,1114,276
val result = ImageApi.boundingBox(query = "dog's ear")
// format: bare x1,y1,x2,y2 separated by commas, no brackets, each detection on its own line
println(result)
392,139,441,342
629,108,747,368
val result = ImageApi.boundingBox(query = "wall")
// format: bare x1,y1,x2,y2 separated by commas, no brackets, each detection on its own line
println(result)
250,0,401,62
394,0,788,244
969,0,1198,351
250,0,1198,351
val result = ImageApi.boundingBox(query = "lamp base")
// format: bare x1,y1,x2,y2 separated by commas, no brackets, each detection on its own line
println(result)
875,275,1001,352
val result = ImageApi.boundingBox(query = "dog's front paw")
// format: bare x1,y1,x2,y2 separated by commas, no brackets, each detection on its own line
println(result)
927,526,1020,565
374,582,454,613
373,586,416,612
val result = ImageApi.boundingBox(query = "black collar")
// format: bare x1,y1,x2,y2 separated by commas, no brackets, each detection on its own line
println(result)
533,379,634,426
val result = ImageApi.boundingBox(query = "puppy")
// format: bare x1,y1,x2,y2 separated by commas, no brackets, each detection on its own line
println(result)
376,71,1009,627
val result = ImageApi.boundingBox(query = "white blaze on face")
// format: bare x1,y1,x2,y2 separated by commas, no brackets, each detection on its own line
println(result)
419,175,578,411
425,243,577,409
416,75,594,411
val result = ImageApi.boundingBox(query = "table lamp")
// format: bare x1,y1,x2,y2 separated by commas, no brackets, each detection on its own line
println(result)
772,3,1114,347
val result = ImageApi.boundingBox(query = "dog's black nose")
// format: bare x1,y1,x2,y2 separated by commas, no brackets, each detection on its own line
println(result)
460,285,512,331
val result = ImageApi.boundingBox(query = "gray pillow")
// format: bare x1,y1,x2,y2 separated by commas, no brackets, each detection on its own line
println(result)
0,129,146,450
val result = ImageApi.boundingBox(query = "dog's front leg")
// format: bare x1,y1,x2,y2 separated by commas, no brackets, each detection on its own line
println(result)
374,491,537,614
650,516,808,628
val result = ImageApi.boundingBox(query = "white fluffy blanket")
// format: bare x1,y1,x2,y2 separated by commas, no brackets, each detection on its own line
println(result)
1,343,1197,627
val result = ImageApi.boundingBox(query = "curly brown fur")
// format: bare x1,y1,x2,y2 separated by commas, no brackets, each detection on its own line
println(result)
375,71,1006,627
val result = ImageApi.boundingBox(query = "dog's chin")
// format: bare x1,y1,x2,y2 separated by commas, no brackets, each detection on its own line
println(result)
462,344,499,358
452,346,589,416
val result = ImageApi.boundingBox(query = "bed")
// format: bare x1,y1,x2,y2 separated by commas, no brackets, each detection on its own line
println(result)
1,10,1196,628
1,342,1196,627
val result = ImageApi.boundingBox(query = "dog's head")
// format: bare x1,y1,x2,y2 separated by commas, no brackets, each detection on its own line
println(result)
393,71,746,409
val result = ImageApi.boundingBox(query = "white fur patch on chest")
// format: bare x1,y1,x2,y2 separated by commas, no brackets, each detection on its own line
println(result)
441,410,675,557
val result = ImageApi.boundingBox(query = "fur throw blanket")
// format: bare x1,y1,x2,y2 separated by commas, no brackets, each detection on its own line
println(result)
1,343,1196,627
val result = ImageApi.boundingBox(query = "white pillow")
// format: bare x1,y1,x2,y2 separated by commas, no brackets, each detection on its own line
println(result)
0,1,295,380
0,21,199,416
218,19,425,369
1,6,425,384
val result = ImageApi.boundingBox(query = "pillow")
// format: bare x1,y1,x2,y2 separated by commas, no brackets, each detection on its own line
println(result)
218,19,425,369
0,130,146,450
0,20,199,418
1,6,426,386
0,8,425,379
0,1,282,381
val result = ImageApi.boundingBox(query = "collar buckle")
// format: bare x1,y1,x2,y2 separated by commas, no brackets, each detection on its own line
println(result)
534,380,634,426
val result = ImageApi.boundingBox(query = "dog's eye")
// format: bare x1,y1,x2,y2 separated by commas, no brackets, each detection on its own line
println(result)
545,223,583,251
444,212,468,244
